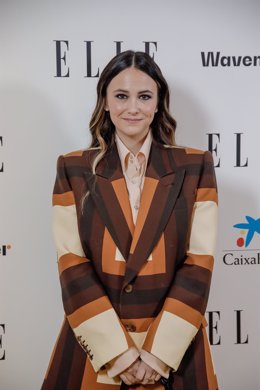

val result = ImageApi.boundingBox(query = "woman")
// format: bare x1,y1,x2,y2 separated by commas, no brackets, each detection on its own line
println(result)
42,51,218,390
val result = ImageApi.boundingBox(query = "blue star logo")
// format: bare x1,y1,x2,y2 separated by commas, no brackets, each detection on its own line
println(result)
233,216,260,247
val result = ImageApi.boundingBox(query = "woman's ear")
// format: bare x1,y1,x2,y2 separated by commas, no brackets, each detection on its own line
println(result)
104,100,109,111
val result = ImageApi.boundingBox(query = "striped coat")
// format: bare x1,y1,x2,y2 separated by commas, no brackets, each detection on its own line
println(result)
42,141,218,390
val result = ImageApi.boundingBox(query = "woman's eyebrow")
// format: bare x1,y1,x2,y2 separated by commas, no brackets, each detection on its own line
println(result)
113,89,129,93
113,89,154,94
138,89,154,94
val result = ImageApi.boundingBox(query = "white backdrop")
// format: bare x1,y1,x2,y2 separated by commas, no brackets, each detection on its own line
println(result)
1,1,260,389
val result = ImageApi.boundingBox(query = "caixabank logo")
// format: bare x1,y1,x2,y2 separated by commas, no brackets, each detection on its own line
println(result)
223,216,260,265
234,216,260,248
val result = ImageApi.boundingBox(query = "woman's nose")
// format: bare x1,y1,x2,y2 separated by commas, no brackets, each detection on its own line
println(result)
127,98,139,114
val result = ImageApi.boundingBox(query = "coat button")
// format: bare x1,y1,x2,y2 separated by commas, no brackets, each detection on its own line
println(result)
125,324,136,332
124,284,133,293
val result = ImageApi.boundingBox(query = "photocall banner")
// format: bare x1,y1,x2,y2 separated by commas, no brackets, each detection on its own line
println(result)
0,1,259,389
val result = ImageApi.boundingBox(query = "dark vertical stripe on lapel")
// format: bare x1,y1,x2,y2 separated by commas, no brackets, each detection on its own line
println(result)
84,172,132,261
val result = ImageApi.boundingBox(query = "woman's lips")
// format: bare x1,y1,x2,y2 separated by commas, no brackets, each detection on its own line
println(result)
122,118,142,122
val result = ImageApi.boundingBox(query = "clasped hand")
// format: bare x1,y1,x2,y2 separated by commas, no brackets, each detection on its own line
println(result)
120,359,161,385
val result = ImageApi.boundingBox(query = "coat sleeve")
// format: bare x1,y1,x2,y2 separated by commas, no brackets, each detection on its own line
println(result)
52,155,135,372
141,150,218,371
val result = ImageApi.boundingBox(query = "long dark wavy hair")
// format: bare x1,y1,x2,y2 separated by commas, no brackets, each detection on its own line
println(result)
88,50,177,173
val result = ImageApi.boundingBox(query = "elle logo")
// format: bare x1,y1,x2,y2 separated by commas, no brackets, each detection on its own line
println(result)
207,310,248,346
0,136,3,173
207,132,248,168
0,324,5,360
54,40,158,78
0,245,11,256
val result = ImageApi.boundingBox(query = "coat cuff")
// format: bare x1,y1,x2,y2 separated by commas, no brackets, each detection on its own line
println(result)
106,347,140,378
140,350,171,378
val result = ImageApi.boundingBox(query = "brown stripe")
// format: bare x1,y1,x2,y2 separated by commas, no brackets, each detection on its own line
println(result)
42,319,76,389
53,191,75,206
112,178,134,234
58,253,89,274
43,318,66,380
202,327,218,390
66,337,86,389
138,233,166,276
168,284,208,314
67,296,112,328
185,254,214,272
102,228,126,276
63,282,107,316
196,188,218,204
164,297,202,329
130,177,158,254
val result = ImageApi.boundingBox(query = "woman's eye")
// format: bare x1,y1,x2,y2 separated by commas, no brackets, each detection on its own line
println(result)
139,94,152,100
115,94,127,99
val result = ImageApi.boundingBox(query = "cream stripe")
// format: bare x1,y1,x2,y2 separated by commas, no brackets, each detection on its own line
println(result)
151,311,198,371
115,247,125,262
53,205,85,259
188,201,218,256
128,331,147,350
74,309,129,372
97,371,121,385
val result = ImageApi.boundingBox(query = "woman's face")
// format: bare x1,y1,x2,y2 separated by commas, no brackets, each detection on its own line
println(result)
105,67,158,149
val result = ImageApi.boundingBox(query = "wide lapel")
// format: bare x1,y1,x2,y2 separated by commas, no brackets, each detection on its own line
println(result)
84,145,134,261
124,143,185,286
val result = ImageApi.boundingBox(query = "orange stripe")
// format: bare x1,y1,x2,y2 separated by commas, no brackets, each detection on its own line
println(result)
121,317,154,332
185,147,204,155
185,254,214,272
111,178,134,234
196,188,218,204
64,150,84,157
58,253,89,274
202,327,218,390
80,359,92,390
164,298,203,329
67,296,112,328
130,177,158,254
52,191,75,206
